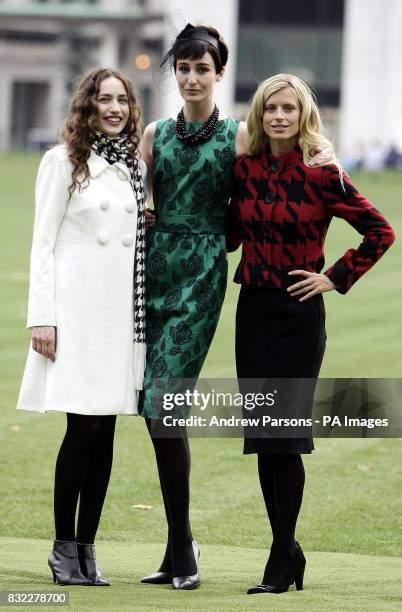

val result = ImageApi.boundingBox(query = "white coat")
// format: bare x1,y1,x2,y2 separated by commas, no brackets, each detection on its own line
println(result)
17,144,145,415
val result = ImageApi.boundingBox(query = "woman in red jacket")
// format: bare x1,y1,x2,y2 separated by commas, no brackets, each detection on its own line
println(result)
228,73,395,595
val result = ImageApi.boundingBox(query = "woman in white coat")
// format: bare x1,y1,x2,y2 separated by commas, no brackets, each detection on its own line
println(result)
17,68,146,586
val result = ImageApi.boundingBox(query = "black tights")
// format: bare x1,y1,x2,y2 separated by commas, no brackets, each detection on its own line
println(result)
54,413,116,544
145,418,196,577
257,453,305,584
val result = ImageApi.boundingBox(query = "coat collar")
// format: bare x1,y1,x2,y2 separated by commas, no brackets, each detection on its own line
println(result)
87,150,131,179
261,144,302,171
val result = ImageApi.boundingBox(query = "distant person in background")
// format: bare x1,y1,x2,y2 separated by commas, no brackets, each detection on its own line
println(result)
384,144,402,170
361,140,386,172
17,68,146,586
228,73,395,595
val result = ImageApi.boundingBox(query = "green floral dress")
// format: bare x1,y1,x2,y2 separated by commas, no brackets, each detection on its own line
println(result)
139,117,239,418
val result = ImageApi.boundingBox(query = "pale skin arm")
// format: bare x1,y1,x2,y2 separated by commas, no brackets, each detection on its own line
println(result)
235,121,249,157
32,326,57,361
140,122,156,229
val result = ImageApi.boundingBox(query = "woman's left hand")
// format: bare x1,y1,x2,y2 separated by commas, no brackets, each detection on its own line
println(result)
287,270,335,301
145,207,156,229
308,147,332,167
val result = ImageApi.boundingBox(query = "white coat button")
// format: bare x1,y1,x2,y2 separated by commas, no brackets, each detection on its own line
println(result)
118,169,128,181
121,234,133,247
125,202,136,213
98,231,109,245
100,200,110,211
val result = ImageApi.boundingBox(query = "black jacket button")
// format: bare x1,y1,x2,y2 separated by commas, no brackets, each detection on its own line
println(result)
263,224,272,238
265,191,275,204
270,161,280,172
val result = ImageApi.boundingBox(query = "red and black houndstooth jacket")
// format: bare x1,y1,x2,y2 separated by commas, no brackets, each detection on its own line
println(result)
227,147,395,294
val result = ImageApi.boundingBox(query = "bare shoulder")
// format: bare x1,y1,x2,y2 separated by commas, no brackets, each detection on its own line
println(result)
237,121,247,133
141,122,158,163
237,121,248,139
139,159,147,176
235,121,249,157
143,121,157,142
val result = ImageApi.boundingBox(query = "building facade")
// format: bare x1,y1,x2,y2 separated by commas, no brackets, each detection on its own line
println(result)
0,0,399,156
0,0,163,150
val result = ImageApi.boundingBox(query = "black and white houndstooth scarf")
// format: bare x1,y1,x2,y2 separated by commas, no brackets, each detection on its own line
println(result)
90,130,146,390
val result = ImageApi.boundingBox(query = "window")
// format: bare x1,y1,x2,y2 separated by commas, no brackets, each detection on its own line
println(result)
236,25,343,106
239,0,344,27
34,0,98,4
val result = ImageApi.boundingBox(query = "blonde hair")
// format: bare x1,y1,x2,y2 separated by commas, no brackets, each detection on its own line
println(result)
247,74,343,176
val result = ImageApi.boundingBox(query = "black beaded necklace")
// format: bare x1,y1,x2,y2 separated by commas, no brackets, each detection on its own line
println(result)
175,104,220,146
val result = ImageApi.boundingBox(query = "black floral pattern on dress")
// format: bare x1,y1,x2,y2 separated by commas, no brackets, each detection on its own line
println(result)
174,147,201,166
148,252,168,276
192,280,218,313
170,321,192,345
162,287,182,310
147,320,163,345
180,254,204,277
152,356,167,378
214,249,227,274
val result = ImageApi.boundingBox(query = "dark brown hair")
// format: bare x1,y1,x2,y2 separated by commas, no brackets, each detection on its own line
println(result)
61,67,142,198
173,25,229,73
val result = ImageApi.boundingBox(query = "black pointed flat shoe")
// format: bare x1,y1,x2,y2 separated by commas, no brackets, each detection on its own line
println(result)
247,584,279,594
141,571,173,584
172,573,200,590
172,541,200,590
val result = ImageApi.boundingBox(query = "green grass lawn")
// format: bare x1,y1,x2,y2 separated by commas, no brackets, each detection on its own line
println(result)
0,154,401,610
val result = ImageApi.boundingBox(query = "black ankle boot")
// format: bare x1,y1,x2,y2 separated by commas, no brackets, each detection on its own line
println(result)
48,540,92,586
247,543,306,595
77,543,110,586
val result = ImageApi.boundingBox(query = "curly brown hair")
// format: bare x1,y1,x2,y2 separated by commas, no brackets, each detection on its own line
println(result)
61,67,142,198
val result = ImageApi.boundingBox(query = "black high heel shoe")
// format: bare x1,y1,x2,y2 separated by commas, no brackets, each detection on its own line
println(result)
48,540,92,586
172,541,200,590
77,543,110,586
247,543,306,595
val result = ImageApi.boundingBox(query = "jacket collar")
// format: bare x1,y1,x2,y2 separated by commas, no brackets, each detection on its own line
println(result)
87,150,131,179
87,150,109,177
261,144,302,171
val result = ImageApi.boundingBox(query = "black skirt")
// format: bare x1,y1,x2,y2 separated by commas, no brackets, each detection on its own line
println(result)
235,286,326,454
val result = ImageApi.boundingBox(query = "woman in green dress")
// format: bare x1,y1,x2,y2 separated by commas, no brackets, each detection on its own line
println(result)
138,24,248,590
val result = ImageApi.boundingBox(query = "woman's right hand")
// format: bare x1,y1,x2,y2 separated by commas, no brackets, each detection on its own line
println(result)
145,207,156,229
32,326,57,361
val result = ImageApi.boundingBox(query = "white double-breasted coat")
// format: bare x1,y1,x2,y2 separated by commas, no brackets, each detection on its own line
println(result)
17,144,145,415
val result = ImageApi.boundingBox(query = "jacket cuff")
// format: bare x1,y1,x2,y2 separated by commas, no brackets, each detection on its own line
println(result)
27,314,57,329
324,265,350,295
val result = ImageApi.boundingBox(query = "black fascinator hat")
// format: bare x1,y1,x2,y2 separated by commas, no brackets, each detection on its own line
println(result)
154,22,229,95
